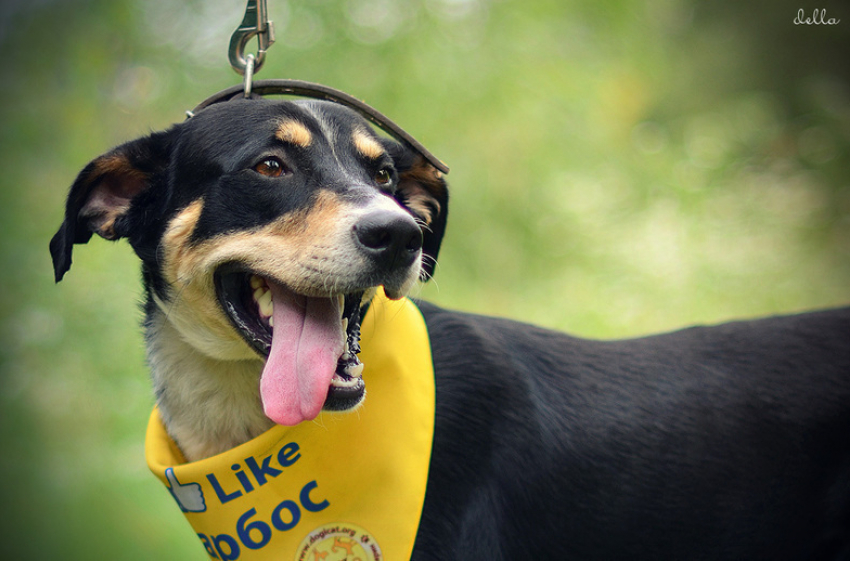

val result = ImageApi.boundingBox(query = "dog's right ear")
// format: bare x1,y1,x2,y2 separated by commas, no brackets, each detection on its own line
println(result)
50,132,171,282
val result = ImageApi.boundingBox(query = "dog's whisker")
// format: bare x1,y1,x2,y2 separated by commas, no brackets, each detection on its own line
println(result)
415,217,433,235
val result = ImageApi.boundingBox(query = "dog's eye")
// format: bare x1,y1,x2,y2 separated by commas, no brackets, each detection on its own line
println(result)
375,168,392,185
254,157,287,178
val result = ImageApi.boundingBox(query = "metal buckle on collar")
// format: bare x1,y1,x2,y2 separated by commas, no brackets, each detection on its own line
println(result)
188,79,450,175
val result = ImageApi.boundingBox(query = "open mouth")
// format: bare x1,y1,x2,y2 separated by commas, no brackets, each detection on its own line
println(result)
214,266,367,425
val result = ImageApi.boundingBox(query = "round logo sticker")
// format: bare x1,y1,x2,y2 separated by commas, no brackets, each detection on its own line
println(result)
295,523,382,561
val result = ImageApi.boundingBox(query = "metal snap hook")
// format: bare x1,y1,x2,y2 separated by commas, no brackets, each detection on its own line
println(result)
228,0,275,77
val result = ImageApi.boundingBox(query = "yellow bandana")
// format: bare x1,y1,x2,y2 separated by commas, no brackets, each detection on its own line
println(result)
145,292,435,560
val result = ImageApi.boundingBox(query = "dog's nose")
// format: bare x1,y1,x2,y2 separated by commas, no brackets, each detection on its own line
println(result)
353,211,422,268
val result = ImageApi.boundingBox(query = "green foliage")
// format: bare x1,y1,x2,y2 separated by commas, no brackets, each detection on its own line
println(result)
1,0,847,557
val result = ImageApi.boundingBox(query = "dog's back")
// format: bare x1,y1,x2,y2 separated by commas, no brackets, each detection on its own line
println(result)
415,303,850,559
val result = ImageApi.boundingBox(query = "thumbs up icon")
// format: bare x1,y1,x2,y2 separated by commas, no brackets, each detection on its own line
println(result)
165,467,207,513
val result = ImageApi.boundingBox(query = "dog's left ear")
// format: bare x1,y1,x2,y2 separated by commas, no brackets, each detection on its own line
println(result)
50,132,171,282
391,152,449,281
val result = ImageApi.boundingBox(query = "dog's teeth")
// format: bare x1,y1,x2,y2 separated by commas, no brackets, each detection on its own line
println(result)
253,287,266,303
344,363,364,379
342,317,348,333
268,315,274,328
337,295,345,317
249,275,264,290
333,375,360,388
257,290,273,318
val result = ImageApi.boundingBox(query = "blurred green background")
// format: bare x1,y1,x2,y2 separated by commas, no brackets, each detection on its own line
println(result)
1,0,848,558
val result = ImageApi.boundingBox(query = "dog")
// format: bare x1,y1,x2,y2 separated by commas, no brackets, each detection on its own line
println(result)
51,97,850,559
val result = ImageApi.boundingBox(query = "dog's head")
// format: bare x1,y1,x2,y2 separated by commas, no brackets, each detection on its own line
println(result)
50,98,448,426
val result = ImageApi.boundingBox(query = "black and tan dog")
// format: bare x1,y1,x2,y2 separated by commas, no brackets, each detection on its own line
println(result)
52,97,850,559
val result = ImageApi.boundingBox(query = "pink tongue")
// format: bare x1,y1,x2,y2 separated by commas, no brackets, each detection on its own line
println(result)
260,282,344,426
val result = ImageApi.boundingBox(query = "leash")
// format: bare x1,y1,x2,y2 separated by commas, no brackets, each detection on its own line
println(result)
186,0,449,175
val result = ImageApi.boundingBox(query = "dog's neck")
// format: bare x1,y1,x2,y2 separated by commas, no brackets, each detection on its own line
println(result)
145,308,274,461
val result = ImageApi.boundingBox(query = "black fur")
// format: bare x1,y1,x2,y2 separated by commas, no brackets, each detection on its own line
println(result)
414,303,850,559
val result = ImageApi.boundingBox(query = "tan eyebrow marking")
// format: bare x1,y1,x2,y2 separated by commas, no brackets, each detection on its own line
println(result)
276,120,313,147
352,129,386,160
